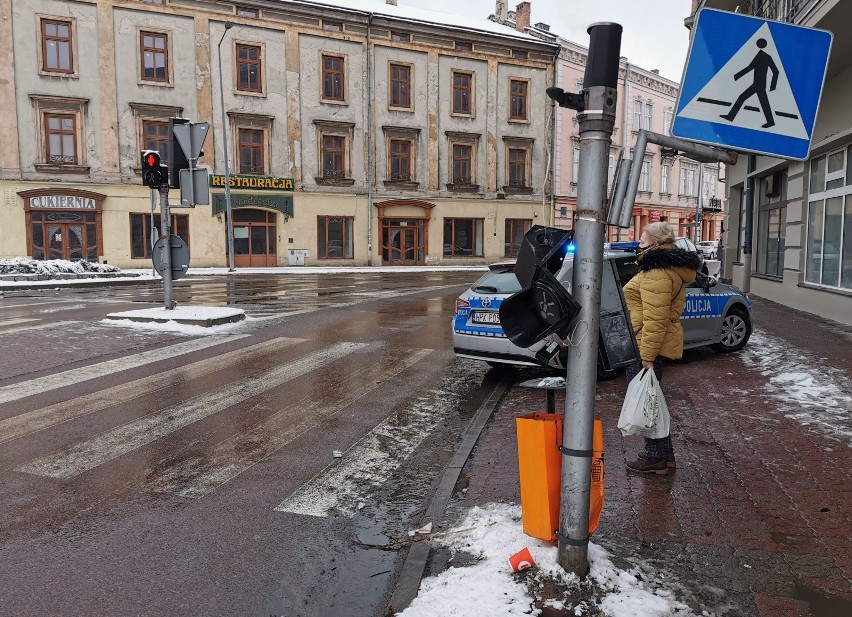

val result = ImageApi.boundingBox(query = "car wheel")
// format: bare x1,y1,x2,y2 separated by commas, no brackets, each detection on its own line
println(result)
712,307,752,352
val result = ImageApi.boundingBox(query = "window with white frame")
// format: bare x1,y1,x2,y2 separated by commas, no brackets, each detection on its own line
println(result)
679,167,687,195
644,102,653,131
806,146,852,289
608,154,615,191
661,164,670,195
664,108,673,136
639,160,650,192
572,146,579,184
688,168,696,196
633,100,642,132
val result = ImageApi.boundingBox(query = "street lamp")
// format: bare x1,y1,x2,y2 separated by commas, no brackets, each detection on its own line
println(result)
217,21,236,271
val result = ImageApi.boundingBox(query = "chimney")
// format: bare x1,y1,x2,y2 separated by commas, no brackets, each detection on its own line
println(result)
495,0,508,24
515,2,530,32
386,0,397,5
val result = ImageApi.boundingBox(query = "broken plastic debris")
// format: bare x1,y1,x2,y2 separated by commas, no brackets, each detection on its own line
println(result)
332,450,343,458
508,547,535,572
408,522,433,536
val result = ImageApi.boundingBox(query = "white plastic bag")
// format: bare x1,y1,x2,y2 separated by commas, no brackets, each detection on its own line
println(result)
617,369,670,439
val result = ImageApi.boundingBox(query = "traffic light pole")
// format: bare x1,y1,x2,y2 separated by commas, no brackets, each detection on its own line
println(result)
158,183,175,310
557,22,622,577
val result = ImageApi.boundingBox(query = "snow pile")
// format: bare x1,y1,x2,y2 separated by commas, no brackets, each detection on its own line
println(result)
742,328,852,445
398,503,696,617
0,258,121,275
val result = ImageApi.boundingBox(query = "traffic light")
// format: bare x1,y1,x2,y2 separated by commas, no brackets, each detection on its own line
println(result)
168,117,190,189
141,150,168,189
499,226,581,348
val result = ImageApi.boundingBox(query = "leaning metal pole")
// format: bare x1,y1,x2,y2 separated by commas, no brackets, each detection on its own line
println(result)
558,22,622,576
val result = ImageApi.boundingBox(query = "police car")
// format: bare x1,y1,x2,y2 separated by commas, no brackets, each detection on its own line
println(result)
452,248,752,377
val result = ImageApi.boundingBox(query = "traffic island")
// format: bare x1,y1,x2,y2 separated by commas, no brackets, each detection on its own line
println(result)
105,306,246,327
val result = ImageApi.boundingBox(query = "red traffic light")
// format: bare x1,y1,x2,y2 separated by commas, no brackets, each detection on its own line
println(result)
142,150,161,169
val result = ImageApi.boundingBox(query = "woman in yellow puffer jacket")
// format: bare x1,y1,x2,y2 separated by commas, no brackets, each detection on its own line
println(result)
622,222,701,475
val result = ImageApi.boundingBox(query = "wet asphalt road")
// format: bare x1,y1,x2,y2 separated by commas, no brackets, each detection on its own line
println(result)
0,272,501,617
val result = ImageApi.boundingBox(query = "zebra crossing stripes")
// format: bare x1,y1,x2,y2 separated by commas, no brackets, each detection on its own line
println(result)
0,334,247,406
17,342,366,479
0,336,305,445
153,348,434,498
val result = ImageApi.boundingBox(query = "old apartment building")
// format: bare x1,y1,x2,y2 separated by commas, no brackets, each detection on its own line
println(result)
0,0,557,267
688,0,851,325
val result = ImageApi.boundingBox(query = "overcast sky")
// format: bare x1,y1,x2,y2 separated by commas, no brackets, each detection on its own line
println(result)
400,0,692,82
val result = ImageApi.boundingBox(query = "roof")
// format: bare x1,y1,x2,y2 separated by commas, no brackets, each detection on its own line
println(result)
287,0,548,44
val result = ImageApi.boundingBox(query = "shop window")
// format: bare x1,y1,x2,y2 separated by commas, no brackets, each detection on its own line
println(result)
140,31,169,83
317,216,353,259
41,19,73,74
236,44,262,93
129,213,189,259
505,219,532,257
321,54,345,101
444,218,483,257
807,148,852,289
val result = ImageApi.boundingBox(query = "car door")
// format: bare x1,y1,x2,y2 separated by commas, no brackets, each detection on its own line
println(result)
682,272,726,345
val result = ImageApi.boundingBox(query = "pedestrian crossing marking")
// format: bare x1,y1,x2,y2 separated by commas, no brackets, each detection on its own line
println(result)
0,336,305,445
0,320,80,335
153,347,434,498
678,23,808,140
16,342,366,479
0,333,248,406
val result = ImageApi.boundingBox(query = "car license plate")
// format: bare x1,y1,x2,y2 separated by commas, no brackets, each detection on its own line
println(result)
472,311,500,325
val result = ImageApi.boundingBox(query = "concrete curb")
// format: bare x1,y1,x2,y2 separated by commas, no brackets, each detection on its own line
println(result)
387,375,512,614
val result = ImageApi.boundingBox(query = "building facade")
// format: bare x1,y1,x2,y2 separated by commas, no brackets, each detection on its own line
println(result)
0,0,557,268
490,3,726,244
688,0,852,325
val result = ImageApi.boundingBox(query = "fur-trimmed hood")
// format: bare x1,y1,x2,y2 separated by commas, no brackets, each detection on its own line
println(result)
637,244,702,272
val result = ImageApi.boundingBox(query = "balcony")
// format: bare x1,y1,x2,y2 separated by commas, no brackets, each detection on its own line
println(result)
703,197,724,212
752,0,817,23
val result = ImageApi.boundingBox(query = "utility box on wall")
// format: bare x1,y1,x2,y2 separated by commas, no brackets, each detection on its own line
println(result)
288,249,309,266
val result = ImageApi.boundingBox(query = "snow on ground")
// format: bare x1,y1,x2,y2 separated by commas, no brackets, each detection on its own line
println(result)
0,257,120,275
101,317,246,336
398,503,697,617
741,328,852,446
102,306,246,336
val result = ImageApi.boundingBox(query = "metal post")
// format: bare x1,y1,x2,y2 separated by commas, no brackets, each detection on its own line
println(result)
557,22,621,577
696,162,704,241
159,185,174,309
218,22,236,272
150,188,157,277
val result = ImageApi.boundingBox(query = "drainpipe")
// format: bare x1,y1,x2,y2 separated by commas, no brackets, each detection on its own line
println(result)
366,14,374,266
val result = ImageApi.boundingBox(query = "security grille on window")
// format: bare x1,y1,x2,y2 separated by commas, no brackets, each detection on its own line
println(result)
390,139,411,181
452,144,472,184
322,135,345,177
42,19,73,73
140,31,168,82
508,148,526,187
238,128,264,175
452,72,472,115
322,55,344,101
807,147,852,289
45,114,76,164
237,44,262,93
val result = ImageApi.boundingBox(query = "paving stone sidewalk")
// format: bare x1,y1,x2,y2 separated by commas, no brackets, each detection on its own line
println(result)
459,296,852,617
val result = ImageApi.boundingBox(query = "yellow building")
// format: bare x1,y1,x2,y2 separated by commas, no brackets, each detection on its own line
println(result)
0,0,558,268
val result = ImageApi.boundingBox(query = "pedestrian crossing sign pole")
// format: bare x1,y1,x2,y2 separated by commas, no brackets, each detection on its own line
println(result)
672,8,832,160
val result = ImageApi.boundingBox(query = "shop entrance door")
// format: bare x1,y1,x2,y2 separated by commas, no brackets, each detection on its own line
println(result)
46,224,84,261
382,223,421,265
231,209,277,267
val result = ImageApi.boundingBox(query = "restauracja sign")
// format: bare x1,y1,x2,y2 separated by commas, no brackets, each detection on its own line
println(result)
209,174,294,190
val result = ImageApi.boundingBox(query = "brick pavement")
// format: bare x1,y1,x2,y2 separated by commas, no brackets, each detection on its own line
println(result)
460,296,852,616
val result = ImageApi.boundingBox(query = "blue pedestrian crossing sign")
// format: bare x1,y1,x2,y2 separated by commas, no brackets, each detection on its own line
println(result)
672,8,832,160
